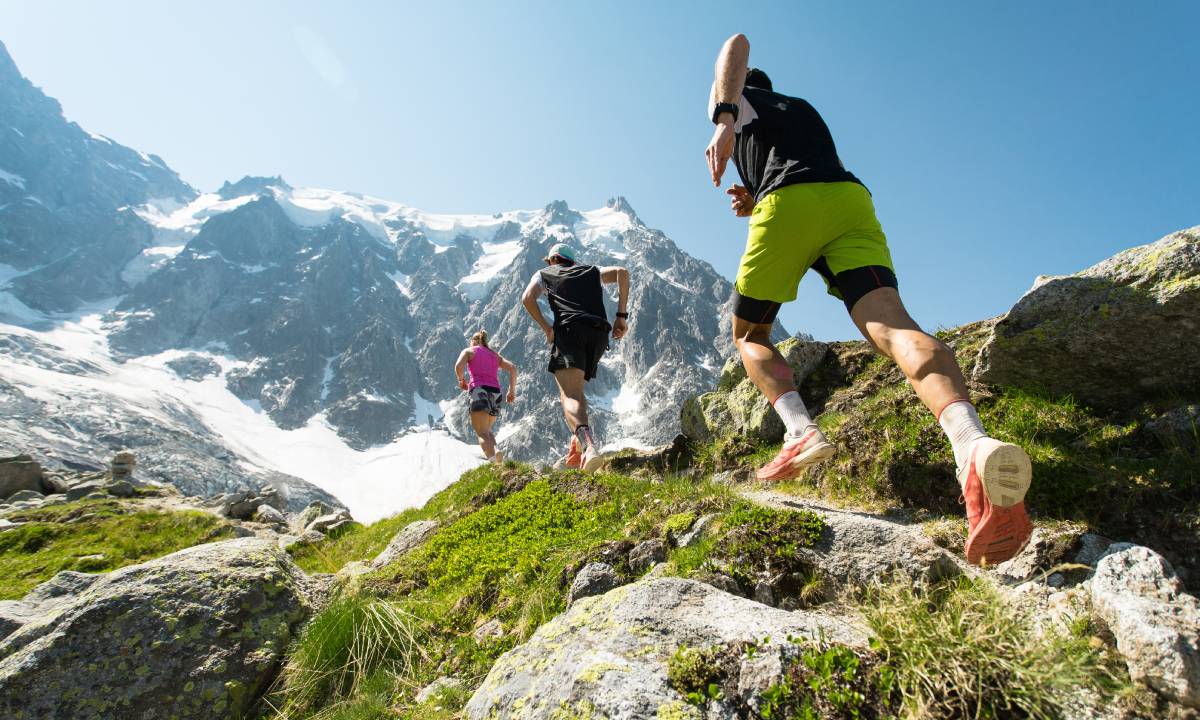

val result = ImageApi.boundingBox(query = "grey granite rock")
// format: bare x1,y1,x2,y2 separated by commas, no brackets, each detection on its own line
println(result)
567,563,619,606
416,676,464,704
977,227,1200,409
628,538,667,574
1091,543,1200,708
370,520,439,569
0,538,318,719
465,577,865,720
0,455,43,500
743,490,964,591
4,489,43,503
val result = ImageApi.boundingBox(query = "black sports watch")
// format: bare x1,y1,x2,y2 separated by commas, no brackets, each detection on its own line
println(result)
615,312,630,319
711,102,739,124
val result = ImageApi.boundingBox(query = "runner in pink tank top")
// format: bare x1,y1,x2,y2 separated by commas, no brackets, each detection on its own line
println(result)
453,330,518,464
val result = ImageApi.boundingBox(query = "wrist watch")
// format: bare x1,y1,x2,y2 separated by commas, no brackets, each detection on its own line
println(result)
616,312,630,319
712,102,739,124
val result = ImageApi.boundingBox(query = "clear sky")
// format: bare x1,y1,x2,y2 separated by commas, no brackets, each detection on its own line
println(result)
2,1,1196,340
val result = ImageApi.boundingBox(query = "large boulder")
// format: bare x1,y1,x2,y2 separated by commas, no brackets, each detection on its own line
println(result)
0,537,319,719
977,227,1200,409
681,337,828,443
0,455,44,500
1090,543,1200,708
465,577,865,720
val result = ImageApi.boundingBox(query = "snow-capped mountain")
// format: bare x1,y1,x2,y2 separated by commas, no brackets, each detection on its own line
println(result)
0,40,783,520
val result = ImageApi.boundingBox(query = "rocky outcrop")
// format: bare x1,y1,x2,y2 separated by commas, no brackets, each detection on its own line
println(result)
0,537,318,719
743,490,963,591
1090,544,1200,708
0,454,43,499
681,337,828,443
465,577,864,719
370,519,439,569
977,227,1200,409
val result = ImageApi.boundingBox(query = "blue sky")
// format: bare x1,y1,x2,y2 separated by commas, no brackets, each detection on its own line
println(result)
1,1,1196,340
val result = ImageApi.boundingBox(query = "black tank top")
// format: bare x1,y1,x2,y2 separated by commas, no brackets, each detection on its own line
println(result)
539,264,609,329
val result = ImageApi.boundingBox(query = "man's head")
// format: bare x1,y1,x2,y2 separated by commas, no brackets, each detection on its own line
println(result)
544,243,577,266
745,67,772,91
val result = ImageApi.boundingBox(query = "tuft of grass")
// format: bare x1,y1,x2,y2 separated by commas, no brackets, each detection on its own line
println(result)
0,499,235,599
863,577,1128,719
270,595,428,717
667,645,725,706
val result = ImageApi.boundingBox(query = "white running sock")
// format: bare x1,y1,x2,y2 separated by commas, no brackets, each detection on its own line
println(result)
773,391,816,438
939,400,987,472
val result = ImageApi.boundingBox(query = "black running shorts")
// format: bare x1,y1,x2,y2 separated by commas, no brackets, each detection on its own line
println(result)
733,263,898,324
468,385,503,416
547,322,610,381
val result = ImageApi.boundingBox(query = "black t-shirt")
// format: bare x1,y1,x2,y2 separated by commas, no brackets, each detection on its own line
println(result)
538,263,609,329
729,86,863,202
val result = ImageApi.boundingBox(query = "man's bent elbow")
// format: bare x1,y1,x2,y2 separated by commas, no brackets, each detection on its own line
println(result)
726,33,749,51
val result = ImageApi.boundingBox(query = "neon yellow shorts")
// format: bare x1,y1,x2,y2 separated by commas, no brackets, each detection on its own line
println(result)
735,182,894,304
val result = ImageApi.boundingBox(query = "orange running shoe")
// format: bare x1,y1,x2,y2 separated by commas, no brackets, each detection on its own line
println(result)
563,436,582,469
755,427,836,482
961,438,1034,565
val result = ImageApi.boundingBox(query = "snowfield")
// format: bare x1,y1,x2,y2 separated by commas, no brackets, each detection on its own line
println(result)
0,303,485,523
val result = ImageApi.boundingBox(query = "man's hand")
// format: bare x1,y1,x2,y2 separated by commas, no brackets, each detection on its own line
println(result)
705,120,736,186
507,389,516,403
612,317,628,340
458,377,468,391
542,325,554,344
727,184,754,217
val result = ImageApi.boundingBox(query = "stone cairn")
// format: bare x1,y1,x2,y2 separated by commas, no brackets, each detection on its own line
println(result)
110,450,137,481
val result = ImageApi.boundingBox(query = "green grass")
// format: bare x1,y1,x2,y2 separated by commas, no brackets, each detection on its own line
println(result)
0,498,235,599
289,464,508,574
267,464,735,718
863,577,1129,719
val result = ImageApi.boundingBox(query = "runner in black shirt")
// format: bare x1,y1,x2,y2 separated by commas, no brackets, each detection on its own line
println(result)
521,243,629,471
704,33,1032,565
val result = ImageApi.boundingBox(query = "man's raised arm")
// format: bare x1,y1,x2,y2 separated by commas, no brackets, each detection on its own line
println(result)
600,266,629,340
706,33,749,186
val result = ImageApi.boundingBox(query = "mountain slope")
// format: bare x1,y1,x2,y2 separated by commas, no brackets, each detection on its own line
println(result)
0,40,781,520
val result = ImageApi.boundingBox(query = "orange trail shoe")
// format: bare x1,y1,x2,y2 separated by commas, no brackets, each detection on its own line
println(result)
961,438,1034,565
756,427,836,482
564,436,582,469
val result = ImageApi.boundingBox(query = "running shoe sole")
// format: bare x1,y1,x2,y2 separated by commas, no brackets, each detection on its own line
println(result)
756,440,836,482
978,440,1032,508
965,439,1033,565
581,450,605,472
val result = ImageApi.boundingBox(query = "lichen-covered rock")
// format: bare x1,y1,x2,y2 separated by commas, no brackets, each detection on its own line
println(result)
977,227,1200,409
0,537,318,719
1090,543,1200,708
680,337,829,443
464,577,865,720
743,490,963,590
0,455,43,500
370,519,439,569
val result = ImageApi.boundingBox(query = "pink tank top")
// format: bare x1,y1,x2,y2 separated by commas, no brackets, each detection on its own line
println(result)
467,346,501,390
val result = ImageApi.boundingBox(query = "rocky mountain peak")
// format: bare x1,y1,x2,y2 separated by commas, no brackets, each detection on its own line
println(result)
541,199,584,228
605,195,641,224
217,175,291,200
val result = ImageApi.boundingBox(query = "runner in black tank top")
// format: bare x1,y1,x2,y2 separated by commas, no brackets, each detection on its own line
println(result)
520,243,630,471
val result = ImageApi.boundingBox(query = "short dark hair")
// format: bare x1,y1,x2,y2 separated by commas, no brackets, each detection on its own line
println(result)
745,68,772,91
